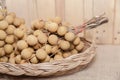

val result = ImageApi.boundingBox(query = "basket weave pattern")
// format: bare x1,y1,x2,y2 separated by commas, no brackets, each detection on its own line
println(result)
0,39,96,77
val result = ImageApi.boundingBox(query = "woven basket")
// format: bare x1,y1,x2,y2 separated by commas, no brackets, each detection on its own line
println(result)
0,38,96,77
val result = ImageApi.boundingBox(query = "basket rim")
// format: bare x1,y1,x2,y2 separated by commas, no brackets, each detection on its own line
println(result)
0,38,96,76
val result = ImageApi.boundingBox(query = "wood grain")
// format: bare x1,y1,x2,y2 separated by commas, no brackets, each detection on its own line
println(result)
93,0,115,44
113,0,120,44
36,0,55,20
5,0,120,44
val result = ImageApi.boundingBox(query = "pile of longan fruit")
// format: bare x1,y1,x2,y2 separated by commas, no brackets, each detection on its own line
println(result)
0,12,85,64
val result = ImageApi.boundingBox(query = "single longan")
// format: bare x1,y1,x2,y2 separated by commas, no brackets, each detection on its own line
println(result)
17,40,28,50
59,40,70,50
26,35,38,46
5,35,14,44
48,35,58,45
76,42,85,51
14,28,24,38
0,56,8,62
57,26,67,36
5,15,14,24
15,55,22,64
73,37,80,45
0,20,8,30
65,32,75,41
38,32,47,44
0,48,5,57
54,54,63,60
36,49,47,60
0,30,7,40
63,52,71,58
6,25,16,35
30,56,38,64
4,44,13,54
13,17,21,27
21,48,33,59
46,22,58,33
52,17,62,24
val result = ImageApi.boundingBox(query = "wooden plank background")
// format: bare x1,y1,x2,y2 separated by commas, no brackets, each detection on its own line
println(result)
6,0,119,44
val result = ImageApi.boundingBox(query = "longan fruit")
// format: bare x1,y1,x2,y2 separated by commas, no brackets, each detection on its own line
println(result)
48,35,58,45
0,41,5,47
0,20,8,30
26,35,38,46
21,48,33,59
0,48,5,57
4,44,13,54
76,42,84,51
57,26,67,36
59,40,70,50
13,17,21,27
14,28,24,38
5,35,14,44
6,25,16,35
5,15,14,24
36,49,47,60
65,32,75,41
0,30,7,40
17,40,28,50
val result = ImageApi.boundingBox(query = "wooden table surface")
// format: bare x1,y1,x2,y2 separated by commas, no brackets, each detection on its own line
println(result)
0,45,120,80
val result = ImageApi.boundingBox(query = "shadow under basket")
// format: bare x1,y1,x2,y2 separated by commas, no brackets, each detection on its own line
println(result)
0,38,96,77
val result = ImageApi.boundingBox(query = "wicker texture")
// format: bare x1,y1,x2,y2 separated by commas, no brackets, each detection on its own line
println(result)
0,39,96,77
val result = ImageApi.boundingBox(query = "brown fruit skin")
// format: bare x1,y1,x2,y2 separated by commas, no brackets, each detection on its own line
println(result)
30,56,39,64
5,35,14,44
21,48,33,59
57,26,67,36
0,14,4,20
0,56,8,62
41,55,50,62
0,20,8,30
31,20,44,29
6,25,16,35
65,32,75,41
36,49,47,60
0,30,7,40
13,17,21,27
38,32,47,44
0,41,5,47
73,37,80,45
52,17,62,24
0,48,5,57
46,22,58,33
9,57,15,64
15,55,22,64
17,40,28,50
48,35,58,45
14,29,24,39
45,44,52,54
4,44,13,54
71,49,78,55
8,12,16,18
26,35,38,46
5,15,14,24
63,52,71,58
54,54,63,60
76,42,84,51
59,40,70,50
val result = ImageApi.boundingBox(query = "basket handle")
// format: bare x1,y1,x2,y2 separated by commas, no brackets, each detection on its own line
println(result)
72,13,109,34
